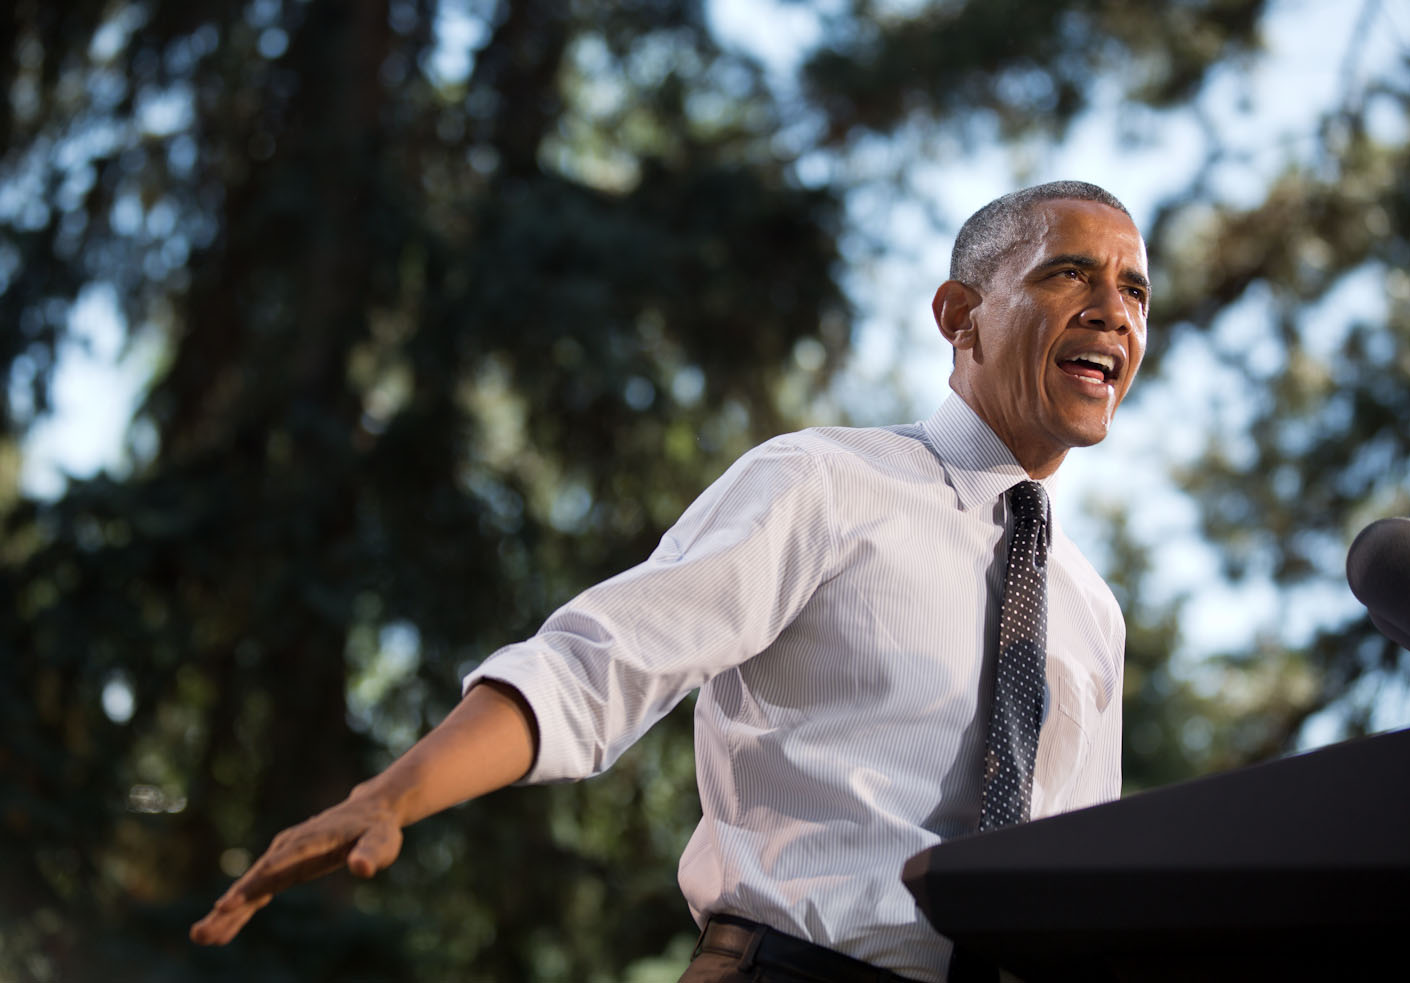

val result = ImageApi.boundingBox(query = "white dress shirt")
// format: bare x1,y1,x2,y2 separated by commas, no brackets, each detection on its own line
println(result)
463,394,1124,982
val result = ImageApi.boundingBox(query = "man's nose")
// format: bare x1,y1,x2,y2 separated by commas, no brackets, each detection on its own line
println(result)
1079,281,1131,333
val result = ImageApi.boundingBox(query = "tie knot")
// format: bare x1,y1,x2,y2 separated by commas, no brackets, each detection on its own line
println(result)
1007,480,1046,522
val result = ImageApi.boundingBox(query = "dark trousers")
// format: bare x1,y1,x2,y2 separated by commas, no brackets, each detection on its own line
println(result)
679,915,927,983
679,946,792,983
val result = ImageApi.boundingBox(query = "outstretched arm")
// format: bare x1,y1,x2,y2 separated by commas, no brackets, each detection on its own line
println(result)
189,679,538,946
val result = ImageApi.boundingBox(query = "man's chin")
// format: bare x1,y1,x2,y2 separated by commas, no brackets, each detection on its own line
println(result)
1045,388,1120,449
1057,417,1113,449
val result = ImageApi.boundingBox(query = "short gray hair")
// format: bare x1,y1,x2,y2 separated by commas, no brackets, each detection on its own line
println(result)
949,181,1132,288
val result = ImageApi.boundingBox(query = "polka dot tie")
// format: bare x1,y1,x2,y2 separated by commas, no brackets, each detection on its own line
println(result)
977,480,1049,833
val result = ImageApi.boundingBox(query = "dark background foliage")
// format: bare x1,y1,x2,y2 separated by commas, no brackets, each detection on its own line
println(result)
1,1,1405,979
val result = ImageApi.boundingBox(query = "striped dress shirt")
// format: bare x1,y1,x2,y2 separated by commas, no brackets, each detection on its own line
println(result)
464,394,1125,982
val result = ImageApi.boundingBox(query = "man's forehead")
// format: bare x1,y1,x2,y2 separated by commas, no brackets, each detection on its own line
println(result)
1023,200,1147,268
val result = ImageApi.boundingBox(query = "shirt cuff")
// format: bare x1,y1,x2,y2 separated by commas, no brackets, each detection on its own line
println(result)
461,644,594,785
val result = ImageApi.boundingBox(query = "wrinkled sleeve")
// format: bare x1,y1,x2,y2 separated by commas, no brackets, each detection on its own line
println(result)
462,437,836,783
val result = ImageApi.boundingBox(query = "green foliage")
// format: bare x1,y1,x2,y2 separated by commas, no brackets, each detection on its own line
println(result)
1153,127,1410,758
803,0,1268,144
2,0,1407,979
1,1,841,978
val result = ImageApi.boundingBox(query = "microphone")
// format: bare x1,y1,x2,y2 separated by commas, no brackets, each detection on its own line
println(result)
1346,517,1410,649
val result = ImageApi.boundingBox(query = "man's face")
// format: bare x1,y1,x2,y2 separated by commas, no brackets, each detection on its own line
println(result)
946,199,1149,475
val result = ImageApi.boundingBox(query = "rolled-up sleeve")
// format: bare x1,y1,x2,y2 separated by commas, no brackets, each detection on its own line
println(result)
462,437,836,783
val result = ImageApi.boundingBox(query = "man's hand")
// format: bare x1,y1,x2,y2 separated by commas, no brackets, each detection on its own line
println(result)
187,680,538,946
189,788,404,945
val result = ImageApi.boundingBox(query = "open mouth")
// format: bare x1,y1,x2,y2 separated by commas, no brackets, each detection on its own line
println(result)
1057,350,1121,386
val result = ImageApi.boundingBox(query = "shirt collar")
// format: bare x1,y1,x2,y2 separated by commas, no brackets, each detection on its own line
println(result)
920,393,1061,513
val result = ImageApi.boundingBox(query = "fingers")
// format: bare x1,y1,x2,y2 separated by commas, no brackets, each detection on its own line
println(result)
190,892,271,946
189,808,404,946
190,841,350,947
224,839,355,908
347,824,403,878
188,841,350,946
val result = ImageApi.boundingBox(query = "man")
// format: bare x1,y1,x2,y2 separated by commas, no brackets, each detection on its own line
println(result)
191,181,1149,982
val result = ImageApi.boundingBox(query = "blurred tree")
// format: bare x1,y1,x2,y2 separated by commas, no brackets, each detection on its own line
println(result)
2,0,1406,981
1149,113,1410,764
0,1,844,979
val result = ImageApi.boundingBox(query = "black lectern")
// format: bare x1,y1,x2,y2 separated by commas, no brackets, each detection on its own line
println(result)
903,728,1410,981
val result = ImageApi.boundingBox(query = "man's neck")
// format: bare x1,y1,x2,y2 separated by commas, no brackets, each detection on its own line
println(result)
948,388,1068,479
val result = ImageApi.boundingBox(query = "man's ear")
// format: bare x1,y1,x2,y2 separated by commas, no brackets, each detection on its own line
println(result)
932,279,981,351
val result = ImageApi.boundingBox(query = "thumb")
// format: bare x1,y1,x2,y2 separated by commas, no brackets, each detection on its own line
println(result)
347,822,404,879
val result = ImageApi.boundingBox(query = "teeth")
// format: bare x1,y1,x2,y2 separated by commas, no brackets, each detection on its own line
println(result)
1073,351,1116,372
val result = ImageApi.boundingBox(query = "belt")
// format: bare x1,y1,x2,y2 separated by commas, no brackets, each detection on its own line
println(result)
694,914,925,983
